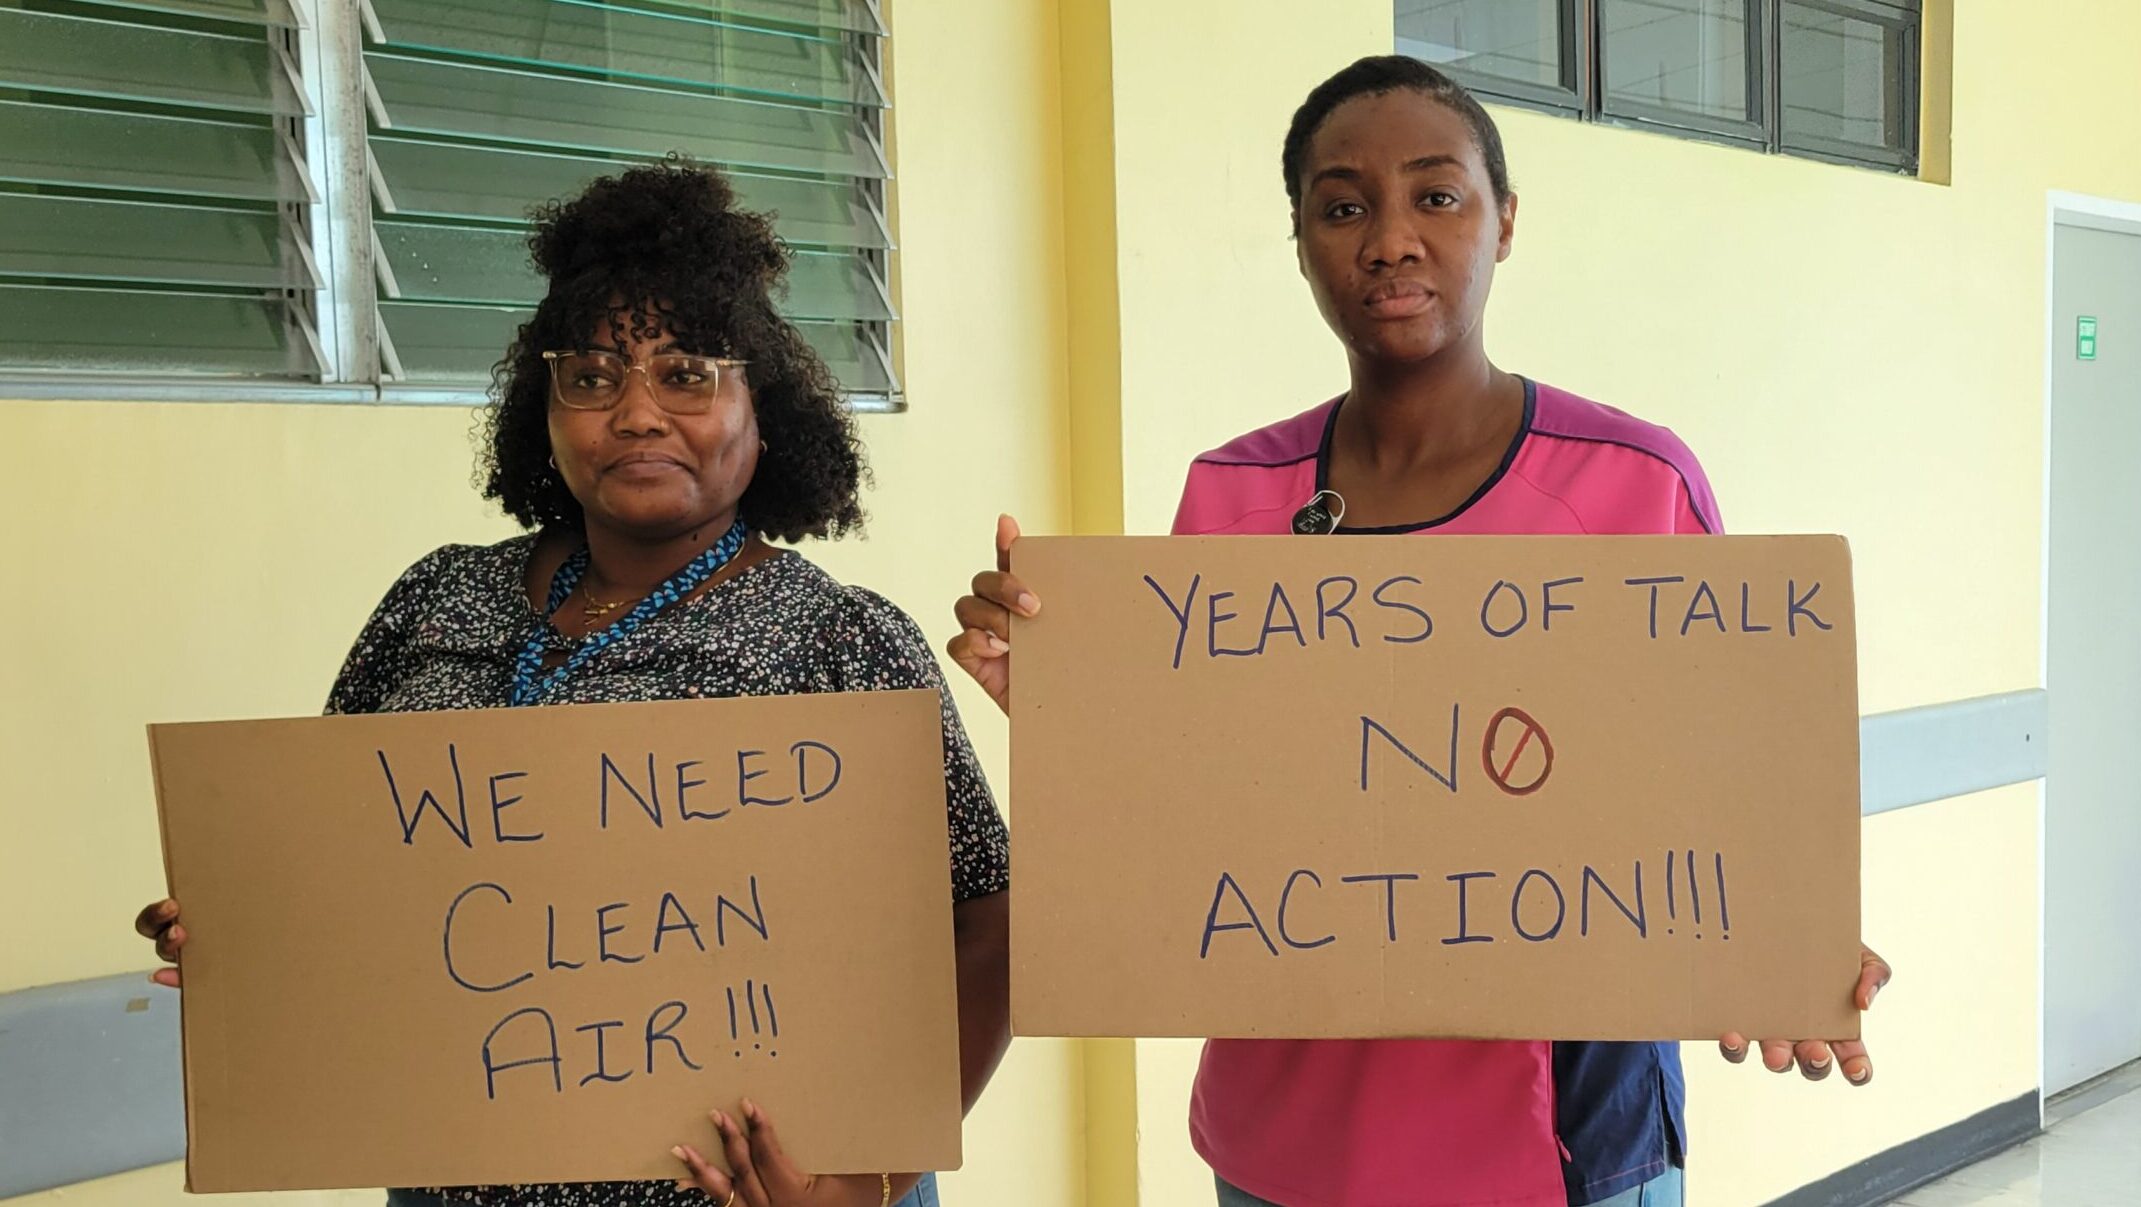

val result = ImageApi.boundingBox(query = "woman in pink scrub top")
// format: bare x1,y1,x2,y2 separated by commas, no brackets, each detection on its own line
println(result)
950,57,1889,1207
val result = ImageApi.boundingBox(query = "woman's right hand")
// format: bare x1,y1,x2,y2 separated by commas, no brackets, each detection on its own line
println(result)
947,515,1039,716
134,898,186,989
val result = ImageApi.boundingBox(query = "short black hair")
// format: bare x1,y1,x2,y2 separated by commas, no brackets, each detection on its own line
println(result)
480,158,867,542
1282,56,1512,225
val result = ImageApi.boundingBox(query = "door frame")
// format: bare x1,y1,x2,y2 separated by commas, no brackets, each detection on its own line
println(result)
2039,190,2141,1104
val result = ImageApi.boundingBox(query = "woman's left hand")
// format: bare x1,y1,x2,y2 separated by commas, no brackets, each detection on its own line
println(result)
673,1100,887,1207
1718,943,1891,1085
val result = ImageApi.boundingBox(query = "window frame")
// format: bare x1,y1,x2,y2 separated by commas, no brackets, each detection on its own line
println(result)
1594,0,1771,151
1408,0,1920,177
1415,1,1591,117
0,0,903,413
1772,0,1921,175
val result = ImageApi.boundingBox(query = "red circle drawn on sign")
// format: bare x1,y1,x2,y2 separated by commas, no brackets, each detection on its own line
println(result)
1482,706,1555,796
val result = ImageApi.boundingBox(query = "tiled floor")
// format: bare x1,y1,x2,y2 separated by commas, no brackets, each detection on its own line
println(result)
1891,1062,2141,1206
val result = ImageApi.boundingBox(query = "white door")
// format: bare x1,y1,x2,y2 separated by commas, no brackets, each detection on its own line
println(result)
2046,216,2141,1094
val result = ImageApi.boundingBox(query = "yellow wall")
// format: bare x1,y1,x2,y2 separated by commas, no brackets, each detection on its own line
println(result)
0,0,1082,1204
1066,1,2141,1204
9,1,2137,1205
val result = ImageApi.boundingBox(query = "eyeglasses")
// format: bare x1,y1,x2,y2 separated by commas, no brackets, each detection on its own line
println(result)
541,349,748,414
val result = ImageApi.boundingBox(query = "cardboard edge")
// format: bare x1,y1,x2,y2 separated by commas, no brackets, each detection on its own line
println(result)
143,725,200,1194
1002,546,1037,1049
1836,535,1868,1029
920,691,968,1173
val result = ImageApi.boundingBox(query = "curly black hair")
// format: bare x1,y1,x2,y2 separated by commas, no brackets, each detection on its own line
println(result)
479,158,867,542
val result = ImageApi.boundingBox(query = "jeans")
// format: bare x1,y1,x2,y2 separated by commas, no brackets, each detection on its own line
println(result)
1215,1165,1683,1206
1588,1166,1683,1207
387,1174,940,1207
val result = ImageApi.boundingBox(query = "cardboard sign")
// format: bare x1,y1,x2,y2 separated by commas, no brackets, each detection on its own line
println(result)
149,692,961,1192
1010,536,1861,1042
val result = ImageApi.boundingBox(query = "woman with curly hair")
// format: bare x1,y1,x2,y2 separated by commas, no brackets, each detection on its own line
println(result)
134,160,1010,1207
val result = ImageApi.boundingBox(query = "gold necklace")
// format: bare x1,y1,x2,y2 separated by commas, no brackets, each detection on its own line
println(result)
580,576,633,621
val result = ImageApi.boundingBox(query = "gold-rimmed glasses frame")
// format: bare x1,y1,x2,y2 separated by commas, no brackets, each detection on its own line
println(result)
541,349,749,414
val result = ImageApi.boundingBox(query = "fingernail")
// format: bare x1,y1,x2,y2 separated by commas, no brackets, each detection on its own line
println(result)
1847,1066,1872,1085
742,1098,759,1117
671,1146,689,1162
986,634,1009,653
1810,1053,1832,1069
1017,593,1039,616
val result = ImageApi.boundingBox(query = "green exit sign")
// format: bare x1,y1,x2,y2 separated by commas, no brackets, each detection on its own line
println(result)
2079,315,2099,361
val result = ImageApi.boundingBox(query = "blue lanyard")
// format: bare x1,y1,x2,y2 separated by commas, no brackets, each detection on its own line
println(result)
510,518,750,707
